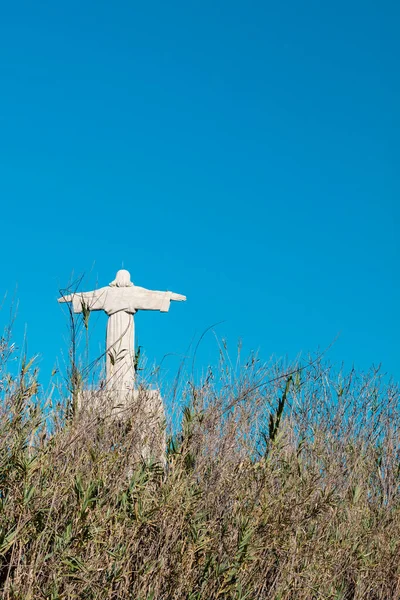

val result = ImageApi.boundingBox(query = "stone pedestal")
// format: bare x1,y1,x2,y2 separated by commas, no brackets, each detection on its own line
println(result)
75,387,166,467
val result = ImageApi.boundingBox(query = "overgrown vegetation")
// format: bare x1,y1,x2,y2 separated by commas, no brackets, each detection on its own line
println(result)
0,326,399,599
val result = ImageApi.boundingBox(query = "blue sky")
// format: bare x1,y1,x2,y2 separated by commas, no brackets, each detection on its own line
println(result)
0,0,399,389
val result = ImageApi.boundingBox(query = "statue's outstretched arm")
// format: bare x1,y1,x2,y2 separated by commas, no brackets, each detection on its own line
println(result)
57,289,107,313
131,287,186,312
135,288,186,302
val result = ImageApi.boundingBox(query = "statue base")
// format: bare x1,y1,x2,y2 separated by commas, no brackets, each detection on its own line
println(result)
73,386,166,467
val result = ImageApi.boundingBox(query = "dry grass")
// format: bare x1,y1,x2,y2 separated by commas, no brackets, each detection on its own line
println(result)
0,331,399,599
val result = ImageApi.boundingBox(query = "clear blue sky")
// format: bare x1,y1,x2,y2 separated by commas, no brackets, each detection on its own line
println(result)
0,1,399,388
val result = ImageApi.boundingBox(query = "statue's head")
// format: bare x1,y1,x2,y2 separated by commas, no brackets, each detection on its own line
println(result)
109,269,134,287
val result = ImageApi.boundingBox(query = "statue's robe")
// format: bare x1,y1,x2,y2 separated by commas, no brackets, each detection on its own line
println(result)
64,286,176,391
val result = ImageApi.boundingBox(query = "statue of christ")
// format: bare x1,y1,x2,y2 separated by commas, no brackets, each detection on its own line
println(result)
58,269,186,393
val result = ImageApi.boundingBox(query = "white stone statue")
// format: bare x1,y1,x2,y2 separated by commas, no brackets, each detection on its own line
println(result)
58,269,186,394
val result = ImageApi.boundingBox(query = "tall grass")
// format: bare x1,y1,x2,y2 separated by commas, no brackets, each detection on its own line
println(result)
0,330,399,599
